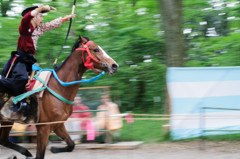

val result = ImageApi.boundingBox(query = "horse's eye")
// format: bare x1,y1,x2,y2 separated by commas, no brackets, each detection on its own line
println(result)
93,49,99,53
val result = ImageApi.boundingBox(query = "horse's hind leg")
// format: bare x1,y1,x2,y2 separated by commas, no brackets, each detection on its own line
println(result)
0,121,32,157
50,123,75,153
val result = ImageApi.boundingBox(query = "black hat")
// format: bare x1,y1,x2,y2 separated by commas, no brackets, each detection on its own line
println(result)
21,6,48,17
21,6,38,17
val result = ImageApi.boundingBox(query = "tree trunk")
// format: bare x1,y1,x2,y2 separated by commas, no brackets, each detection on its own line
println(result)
159,0,185,67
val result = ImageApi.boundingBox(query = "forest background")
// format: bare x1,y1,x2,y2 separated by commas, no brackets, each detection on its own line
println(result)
0,0,239,114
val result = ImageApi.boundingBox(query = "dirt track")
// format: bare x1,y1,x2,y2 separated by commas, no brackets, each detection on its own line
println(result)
1,141,240,159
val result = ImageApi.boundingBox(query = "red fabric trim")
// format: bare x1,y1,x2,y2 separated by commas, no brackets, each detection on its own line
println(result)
26,79,36,92
62,18,68,23
10,56,18,65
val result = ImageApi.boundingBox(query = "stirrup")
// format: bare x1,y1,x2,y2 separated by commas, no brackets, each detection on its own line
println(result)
17,101,29,115
12,103,20,112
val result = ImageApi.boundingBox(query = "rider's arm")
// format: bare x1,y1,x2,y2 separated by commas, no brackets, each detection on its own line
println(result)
31,5,54,16
39,18,63,33
39,14,76,33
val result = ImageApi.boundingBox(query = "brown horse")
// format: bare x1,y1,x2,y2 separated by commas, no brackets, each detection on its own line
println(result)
0,36,118,159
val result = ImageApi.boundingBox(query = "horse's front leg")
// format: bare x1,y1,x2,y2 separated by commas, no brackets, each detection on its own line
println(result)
0,121,32,157
50,123,75,153
35,125,51,159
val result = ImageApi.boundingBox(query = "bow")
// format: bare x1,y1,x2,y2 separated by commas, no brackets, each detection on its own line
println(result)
53,0,76,67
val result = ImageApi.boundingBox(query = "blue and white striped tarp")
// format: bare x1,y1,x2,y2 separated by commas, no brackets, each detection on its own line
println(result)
167,67,240,140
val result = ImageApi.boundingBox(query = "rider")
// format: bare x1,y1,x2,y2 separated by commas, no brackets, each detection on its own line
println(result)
0,5,76,114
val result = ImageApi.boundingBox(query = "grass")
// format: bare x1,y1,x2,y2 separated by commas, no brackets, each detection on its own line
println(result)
203,133,240,141
114,117,240,143
115,119,170,143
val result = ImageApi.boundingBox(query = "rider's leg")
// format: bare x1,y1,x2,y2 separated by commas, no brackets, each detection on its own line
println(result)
11,62,29,114
0,62,29,114
0,62,28,96
8,62,28,95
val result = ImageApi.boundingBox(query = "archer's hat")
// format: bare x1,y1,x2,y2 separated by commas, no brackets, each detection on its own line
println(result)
21,6,48,17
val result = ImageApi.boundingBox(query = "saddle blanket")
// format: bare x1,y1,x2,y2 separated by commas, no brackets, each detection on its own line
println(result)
32,71,52,97
27,71,52,96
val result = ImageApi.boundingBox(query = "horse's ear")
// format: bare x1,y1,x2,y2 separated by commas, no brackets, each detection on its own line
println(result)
80,36,88,43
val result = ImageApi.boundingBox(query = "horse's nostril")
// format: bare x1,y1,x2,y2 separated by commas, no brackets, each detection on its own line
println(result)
112,64,118,70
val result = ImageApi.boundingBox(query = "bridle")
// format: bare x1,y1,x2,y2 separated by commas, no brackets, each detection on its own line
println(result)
75,41,100,74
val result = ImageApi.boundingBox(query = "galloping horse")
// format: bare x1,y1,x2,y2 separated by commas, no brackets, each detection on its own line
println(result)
0,36,118,159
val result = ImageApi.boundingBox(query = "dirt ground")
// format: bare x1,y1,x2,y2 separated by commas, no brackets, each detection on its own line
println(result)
1,141,240,159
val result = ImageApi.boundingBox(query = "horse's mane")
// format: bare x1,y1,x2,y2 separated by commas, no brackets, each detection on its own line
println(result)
54,36,90,72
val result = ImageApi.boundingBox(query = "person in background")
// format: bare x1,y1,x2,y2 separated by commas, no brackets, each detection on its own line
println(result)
95,94,123,143
65,96,92,144
0,5,75,114
10,123,27,143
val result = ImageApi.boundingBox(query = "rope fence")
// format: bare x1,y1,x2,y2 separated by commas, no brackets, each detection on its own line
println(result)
2,105,240,138
1,113,240,128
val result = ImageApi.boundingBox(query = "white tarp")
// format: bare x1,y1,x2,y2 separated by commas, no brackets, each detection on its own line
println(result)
167,67,240,140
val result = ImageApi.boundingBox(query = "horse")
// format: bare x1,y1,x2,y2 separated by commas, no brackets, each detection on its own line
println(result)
0,36,118,159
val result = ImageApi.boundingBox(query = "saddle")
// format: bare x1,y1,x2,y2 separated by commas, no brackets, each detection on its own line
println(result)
0,70,52,124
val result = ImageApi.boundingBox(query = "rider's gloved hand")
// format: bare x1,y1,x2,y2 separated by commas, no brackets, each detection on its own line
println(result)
49,6,56,11
38,5,56,12
62,14,76,22
64,14,76,20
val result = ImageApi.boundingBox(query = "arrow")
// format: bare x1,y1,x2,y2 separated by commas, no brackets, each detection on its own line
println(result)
55,10,94,23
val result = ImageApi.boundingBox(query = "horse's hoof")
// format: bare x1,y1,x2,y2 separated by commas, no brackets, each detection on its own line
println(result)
50,147,59,153
7,155,17,159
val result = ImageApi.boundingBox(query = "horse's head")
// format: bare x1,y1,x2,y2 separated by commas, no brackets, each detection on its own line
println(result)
74,36,118,75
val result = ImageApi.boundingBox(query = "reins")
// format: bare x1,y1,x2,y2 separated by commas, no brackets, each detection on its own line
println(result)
12,65,105,104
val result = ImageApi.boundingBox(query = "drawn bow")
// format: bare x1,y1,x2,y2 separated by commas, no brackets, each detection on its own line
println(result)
53,0,76,67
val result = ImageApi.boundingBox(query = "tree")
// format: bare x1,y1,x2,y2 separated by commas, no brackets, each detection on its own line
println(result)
183,0,240,67
0,0,13,17
159,0,185,67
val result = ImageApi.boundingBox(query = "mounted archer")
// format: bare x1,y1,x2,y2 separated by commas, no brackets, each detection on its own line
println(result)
0,3,119,158
0,5,75,114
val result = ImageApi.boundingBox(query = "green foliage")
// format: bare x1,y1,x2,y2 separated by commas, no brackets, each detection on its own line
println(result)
71,0,166,113
183,0,240,67
185,32,240,67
